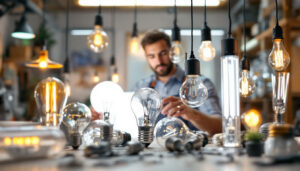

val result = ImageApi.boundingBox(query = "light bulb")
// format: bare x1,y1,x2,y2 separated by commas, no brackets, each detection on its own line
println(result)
241,109,262,130
179,75,208,108
64,73,71,97
239,70,256,98
268,39,290,71
34,77,68,127
87,25,109,53
62,102,91,149
92,72,100,83
154,117,190,148
198,41,216,61
129,36,139,55
90,81,124,141
111,130,131,147
130,88,162,147
111,73,120,83
170,41,185,63
82,120,113,146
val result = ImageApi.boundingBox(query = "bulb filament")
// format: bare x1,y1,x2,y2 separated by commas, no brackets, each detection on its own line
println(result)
274,49,284,69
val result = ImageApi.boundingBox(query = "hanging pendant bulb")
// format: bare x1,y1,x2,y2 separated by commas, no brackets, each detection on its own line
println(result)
111,68,120,83
92,71,100,83
87,2,109,53
170,0,184,63
129,3,139,56
198,0,216,62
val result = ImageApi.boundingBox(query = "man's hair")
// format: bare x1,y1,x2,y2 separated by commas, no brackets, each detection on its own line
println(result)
141,30,171,50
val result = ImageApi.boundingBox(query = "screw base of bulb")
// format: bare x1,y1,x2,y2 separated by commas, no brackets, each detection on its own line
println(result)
101,124,113,142
138,126,154,147
70,133,82,150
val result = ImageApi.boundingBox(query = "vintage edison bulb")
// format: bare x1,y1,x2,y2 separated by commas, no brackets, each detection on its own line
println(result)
268,39,290,71
241,109,262,130
87,25,109,53
129,36,139,55
198,41,216,62
62,102,91,149
179,75,208,108
34,77,68,127
170,41,185,63
239,70,256,98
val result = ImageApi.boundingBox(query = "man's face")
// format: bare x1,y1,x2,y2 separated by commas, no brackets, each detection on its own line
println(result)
144,39,173,77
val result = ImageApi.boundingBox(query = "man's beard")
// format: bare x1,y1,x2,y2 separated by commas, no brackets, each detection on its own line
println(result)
152,62,173,77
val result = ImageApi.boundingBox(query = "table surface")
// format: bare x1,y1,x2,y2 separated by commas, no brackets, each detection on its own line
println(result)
1,145,300,171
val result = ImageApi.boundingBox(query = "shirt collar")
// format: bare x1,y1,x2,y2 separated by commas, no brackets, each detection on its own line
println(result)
151,64,185,83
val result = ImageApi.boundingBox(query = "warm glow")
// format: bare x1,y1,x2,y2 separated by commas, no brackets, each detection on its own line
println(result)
93,33,103,46
129,37,139,55
112,73,120,83
77,0,221,7
26,50,63,69
274,49,284,69
65,83,71,97
239,70,255,98
39,60,48,69
241,77,250,97
242,109,262,130
4,137,12,146
198,41,216,61
268,39,290,71
45,81,58,126
4,137,40,146
87,25,109,53
93,75,100,83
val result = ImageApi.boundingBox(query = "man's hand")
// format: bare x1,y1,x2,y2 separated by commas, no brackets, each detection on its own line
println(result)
90,107,103,121
161,96,196,121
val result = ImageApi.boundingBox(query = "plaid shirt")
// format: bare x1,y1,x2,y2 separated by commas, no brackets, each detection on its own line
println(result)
134,65,222,131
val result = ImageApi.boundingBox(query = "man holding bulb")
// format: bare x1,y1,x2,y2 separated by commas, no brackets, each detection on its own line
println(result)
134,30,222,136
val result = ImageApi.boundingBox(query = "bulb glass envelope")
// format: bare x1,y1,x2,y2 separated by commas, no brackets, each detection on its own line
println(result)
34,77,68,127
0,125,66,161
90,81,124,125
170,41,185,63
87,25,109,53
268,39,290,71
26,49,63,69
129,36,140,55
239,70,256,98
272,72,290,118
241,109,262,130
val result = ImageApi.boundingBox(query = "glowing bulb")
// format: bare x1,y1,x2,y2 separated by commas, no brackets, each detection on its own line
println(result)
198,41,216,61
112,73,120,83
129,36,139,55
93,73,100,83
268,39,290,71
34,77,68,127
242,109,262,130
170,41,185,63
64,74,71,97
26,49,63,69
239,70,256,98
87,25,109,53
179,75,208,108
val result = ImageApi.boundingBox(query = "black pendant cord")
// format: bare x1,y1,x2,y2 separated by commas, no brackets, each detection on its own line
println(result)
98,0,102,15
111,7,115,56
134,2,137,24
227,0,232,38
272,0,283,39
275,0,279,26
64,0,70,73
132,2,138,37
190,0,194,58
174,0,177,24
204,0,207,26
241,0,250,71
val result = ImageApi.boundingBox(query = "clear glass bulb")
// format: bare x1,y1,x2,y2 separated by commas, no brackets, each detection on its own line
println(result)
179,75,208,108
170,41,185,63
221,55,241,148
90,81,124,125
34,77,68,127
82,120,112,146
241,109,262,130
62,102,91,149
198,41,216,62
130,88,162,147
268,39,290,71
87,25,109,53
239,70,256,98
129,36,139,55
154,117,190,148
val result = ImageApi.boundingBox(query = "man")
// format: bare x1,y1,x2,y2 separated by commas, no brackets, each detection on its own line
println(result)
134,30,222,136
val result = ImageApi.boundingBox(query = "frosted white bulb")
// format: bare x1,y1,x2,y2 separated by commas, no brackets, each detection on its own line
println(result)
179,75,208,108
268,39,290,71
198,41,216,62
170,41,185,63
87,25,109,53
90,81,124,125
239,70,256,98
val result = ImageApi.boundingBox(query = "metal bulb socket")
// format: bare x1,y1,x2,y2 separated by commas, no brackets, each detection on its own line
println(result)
100,124,113,142
138,126,154,147
70,133,82,150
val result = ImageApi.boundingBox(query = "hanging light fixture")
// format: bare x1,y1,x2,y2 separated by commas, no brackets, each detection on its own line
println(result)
239,0,255,98
26,1,62,69
221,0,241,148
179,0,208,108
87,0,109,53
63,0,71,97
110,56,120,83
198,0,216,62
129,1,139,55
11,2,35,40
170,0,184,63
268,0,290,71
110,7,120,83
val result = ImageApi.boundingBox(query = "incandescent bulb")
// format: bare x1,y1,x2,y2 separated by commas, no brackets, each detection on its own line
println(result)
82,120,112,146
170,41,185,63
268,39,290,71
112,73,120,83
241,109,262,130
130,88,162,147
64,73,71,97
129,36,139,55
198,41,216,61
92,72,100,83
87,25,109,53
179,75,208,108
239,70,256,98
62,102,91,149
34,77,68,127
